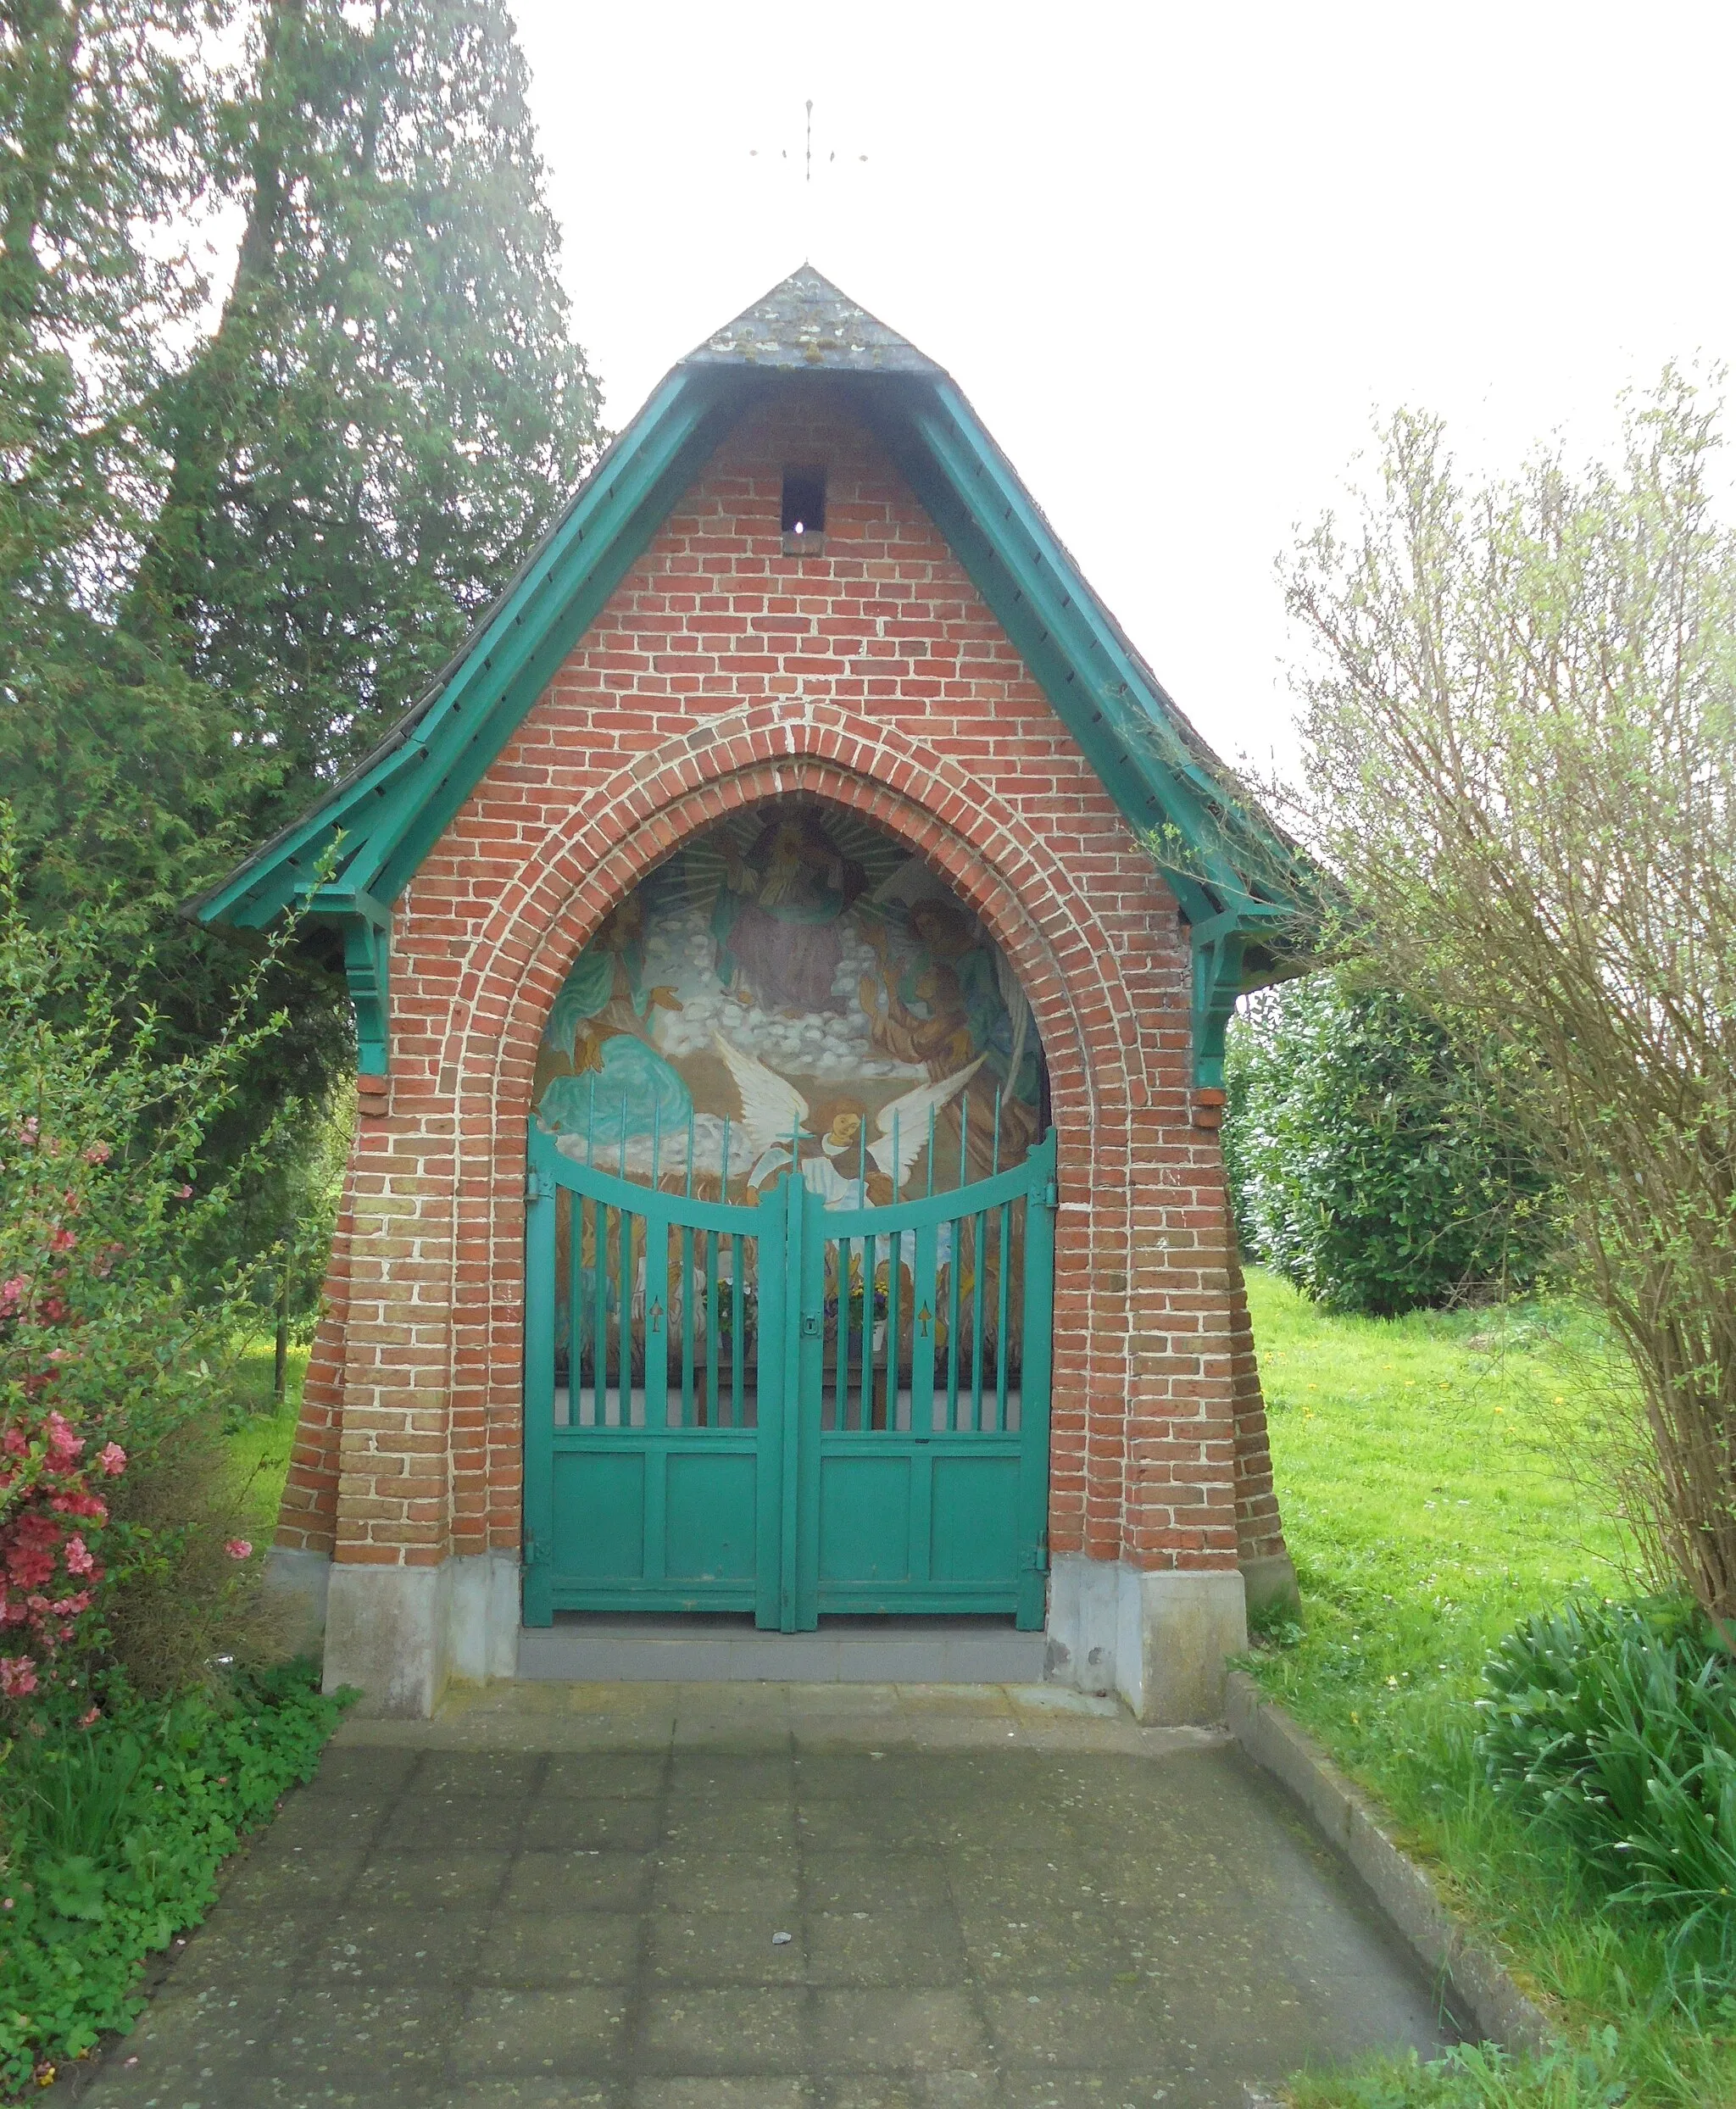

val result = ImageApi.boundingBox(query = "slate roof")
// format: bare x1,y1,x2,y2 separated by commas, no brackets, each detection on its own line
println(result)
682,264,943,375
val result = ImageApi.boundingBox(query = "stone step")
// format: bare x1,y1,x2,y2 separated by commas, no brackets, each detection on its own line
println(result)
515,1615,1050,1684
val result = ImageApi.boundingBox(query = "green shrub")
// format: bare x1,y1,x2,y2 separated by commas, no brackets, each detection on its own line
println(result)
1475,1599,1736,1973
1224,973,1555,1316
0,814,303,1709
0,1660,348,2091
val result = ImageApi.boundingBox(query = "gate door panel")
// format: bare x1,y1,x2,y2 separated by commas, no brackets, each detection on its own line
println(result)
794,1135,1055,1628
525,1127,1055,1631
523,1137,787,1625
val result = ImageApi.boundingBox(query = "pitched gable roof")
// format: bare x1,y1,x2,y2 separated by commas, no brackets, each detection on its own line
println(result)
196,267,1314,1085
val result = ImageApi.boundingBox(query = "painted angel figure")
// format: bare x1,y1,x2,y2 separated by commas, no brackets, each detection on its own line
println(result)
712,1033,983,1204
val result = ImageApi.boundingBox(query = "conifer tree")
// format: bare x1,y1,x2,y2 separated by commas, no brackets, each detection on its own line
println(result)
3,0,602,1188
131,0,603,797
0,2,253,937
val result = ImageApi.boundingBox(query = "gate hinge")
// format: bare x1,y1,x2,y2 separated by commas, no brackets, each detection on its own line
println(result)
526,1169,545,1204
1025,1530,1049,1574
1033,1178,1057,1210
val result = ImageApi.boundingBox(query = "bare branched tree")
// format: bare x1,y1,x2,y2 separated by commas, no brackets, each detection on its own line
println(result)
1285,371,1736,1636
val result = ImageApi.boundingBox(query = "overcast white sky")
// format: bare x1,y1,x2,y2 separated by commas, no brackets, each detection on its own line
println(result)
510,0,1736,772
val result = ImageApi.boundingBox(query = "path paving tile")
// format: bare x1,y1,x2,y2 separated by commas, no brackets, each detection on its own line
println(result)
55,1681,1455,2107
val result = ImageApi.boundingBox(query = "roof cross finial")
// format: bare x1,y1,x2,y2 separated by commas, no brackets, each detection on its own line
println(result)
747,100,869,262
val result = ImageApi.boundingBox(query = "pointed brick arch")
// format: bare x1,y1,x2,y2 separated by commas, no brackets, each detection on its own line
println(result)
430,714,1146,1576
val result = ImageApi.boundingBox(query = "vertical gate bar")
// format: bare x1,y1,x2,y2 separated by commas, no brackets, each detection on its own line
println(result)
754,1178,787,1628
563,1188,580,1424
523,1151,557,1626
796,1171,826,1628
991,1096,1004,1442
593,1199,611,1426
860,1233,876,1432
835,1234,851,1433
869,1231,882,1433
705,1227,721,1426
996,1199,1012,1433
1017,1132,1057,1629
884,1222,902,1431
611,1203,626,1427
623,1206,638,1429
604,1200,616,1426
644,1205,669,1429
971,1209,988,1434
910,1221,938,1441
779,1171,805,1629
687,1223,700,1433
945,1205,964,1433
731,1232,746,1426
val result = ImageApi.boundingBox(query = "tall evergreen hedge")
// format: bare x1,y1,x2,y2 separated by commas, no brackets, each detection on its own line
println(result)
1223,973,1555,1316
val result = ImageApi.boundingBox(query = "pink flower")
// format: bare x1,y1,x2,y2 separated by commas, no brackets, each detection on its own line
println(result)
224,1539,253,1561
175,1184,193,1199
97,1442,126,1477
81,1142,111,1166
47,1227,76,1253
78,1706,99,1727
42,1412,83,1467
64,1535,94,1577
15,1116,38,1147
0,1277,25,1318
48,1490,107,1522
0,1655,38,1697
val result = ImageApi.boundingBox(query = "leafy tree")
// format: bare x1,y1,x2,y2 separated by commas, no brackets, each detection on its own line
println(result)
1286,372,1736,1633
1224,972,1554,1316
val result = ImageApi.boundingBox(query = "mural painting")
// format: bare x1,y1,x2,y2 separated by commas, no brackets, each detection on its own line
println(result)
534,804,1048,1419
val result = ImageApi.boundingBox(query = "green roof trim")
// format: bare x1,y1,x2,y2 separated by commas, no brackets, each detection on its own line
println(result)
197,268,1314,1088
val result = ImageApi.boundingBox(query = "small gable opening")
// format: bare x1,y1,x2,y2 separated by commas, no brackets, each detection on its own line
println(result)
781,462,826,552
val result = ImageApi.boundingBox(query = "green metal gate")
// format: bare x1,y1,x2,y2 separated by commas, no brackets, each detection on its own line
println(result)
521,1124,1056,1631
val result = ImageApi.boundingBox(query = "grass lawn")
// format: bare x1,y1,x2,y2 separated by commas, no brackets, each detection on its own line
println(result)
1244,1269,1736,2106
224,1338,308,1539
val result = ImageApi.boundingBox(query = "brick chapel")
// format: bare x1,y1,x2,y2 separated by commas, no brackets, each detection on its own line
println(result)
201,269,1307,1719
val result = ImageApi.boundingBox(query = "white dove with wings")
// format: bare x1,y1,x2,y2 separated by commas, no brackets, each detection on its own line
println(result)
712,1035,983,1202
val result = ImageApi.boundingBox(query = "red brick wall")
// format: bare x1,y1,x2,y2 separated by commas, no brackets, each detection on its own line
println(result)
275,382,1287,1588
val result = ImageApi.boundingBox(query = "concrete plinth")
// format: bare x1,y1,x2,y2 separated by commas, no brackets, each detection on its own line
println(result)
1240,1549,1302,1620
261,1545,332,1658
307,1552,520,1717
1044,1555,1249,1723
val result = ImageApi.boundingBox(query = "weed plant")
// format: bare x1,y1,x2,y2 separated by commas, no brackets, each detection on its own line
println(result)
1477,1600,1736,1974
0,1661,348,2092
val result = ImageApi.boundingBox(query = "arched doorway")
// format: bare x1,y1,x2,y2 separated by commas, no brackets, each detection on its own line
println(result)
521,799,1056,1631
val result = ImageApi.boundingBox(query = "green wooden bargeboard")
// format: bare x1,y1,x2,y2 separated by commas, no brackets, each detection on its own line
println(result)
522,1127,1056,1631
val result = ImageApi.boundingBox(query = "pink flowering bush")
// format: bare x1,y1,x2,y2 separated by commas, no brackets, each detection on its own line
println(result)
0,1398,128,1696
0,821,295,1717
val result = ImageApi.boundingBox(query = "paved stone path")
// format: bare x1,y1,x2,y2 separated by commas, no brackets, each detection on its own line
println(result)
70,1683,1453,2107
